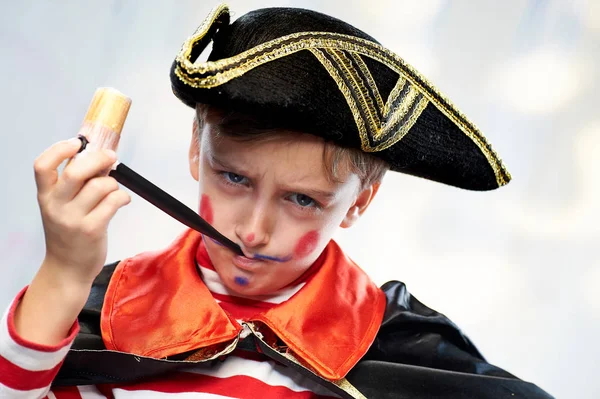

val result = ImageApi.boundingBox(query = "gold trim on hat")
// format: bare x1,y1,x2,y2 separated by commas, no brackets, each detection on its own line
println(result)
309,48,429,153
350,52,385,114
174,4,510,187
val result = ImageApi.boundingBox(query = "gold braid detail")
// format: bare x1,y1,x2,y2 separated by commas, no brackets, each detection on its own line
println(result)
176,4,230,69
317,49,428,150
308,49,371,151
350,52,384,114
384,77,407,117
328,49,381,140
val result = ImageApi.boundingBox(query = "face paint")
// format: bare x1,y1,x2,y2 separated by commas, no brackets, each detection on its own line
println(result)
294,230,320,258
234,276,249,286
246,233,255,243
209,235,291,262
199,194,214,224
252,253,292,262
208,236,224,247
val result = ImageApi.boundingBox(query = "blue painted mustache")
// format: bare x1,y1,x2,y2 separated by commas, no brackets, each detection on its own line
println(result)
251,253,293,262
207,236,292,262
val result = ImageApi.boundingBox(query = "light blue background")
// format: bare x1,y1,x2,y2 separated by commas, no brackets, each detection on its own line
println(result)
1,1,599,398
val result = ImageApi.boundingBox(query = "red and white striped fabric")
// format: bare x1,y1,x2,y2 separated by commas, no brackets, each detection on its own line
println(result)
0,266,341,398
0,288,77,399
197,260,307,320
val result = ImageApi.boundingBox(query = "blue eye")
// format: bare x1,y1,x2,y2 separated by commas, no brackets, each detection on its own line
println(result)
223,172,248,185
289,193,316,207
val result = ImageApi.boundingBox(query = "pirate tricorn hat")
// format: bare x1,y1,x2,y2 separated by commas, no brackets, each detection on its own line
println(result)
170,4,511,190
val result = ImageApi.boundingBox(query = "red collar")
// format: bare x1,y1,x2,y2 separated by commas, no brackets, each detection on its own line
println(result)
101,229,386,379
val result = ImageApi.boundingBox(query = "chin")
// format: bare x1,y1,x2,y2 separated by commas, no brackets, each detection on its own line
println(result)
226,279,267,296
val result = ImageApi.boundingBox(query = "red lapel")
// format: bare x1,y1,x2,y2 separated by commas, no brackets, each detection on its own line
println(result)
101,229,386,379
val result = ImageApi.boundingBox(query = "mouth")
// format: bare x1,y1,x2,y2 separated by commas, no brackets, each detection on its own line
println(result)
232,255,264,271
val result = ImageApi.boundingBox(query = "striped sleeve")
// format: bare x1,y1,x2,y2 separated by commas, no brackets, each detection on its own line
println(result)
0,287,79,398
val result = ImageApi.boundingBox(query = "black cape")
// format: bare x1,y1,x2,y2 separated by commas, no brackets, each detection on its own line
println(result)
53,263,554,399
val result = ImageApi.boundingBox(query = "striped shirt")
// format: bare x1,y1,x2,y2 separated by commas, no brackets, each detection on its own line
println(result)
0,256,340,398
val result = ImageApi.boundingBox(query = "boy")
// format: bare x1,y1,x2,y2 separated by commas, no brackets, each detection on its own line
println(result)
1,4,553,399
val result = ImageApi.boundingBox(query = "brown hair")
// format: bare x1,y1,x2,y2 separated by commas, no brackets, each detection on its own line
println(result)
194,104,389,189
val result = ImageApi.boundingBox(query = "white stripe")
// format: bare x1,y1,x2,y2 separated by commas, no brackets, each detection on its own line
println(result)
78,385,108,398
184,355,340,396
0,300,72,371
113,389,235,398
47,393,57,399
0,383,49,399
199,266,305,304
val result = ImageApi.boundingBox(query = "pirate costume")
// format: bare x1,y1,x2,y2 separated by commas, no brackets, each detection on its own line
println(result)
1,4,553,399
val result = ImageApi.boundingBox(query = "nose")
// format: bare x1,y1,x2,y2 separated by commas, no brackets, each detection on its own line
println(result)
234,202,273,251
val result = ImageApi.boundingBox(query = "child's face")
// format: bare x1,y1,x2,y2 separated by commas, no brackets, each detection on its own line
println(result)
188,119,377,296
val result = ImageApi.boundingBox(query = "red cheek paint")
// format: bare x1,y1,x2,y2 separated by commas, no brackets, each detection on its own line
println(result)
294,230,320,258
199,194,214,224
246,233,255,243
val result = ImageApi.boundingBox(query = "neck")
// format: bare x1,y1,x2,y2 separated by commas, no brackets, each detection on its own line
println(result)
195,236,326,315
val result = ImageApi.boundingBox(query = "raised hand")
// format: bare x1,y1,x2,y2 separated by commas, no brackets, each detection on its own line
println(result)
14,139,130,345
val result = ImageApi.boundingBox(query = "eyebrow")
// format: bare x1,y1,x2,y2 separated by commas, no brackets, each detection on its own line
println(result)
281,184,338,201
208,153,248,175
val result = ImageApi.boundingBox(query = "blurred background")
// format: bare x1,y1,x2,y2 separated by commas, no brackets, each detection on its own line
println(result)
1,1,598,398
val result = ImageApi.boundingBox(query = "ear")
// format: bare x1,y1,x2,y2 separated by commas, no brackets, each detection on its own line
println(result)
188,118,200,181
340,182,381,228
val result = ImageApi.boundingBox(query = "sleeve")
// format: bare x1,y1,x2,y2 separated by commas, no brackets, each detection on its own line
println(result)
0,287,79,399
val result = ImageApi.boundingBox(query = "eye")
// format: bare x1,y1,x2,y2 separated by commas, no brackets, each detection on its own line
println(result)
289,193,316,208
222,172,248,185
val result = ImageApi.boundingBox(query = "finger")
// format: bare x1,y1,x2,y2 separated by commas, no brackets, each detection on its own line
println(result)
70,176,120,215
53,149,117,202
83,189,131,231
34,138,83,195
